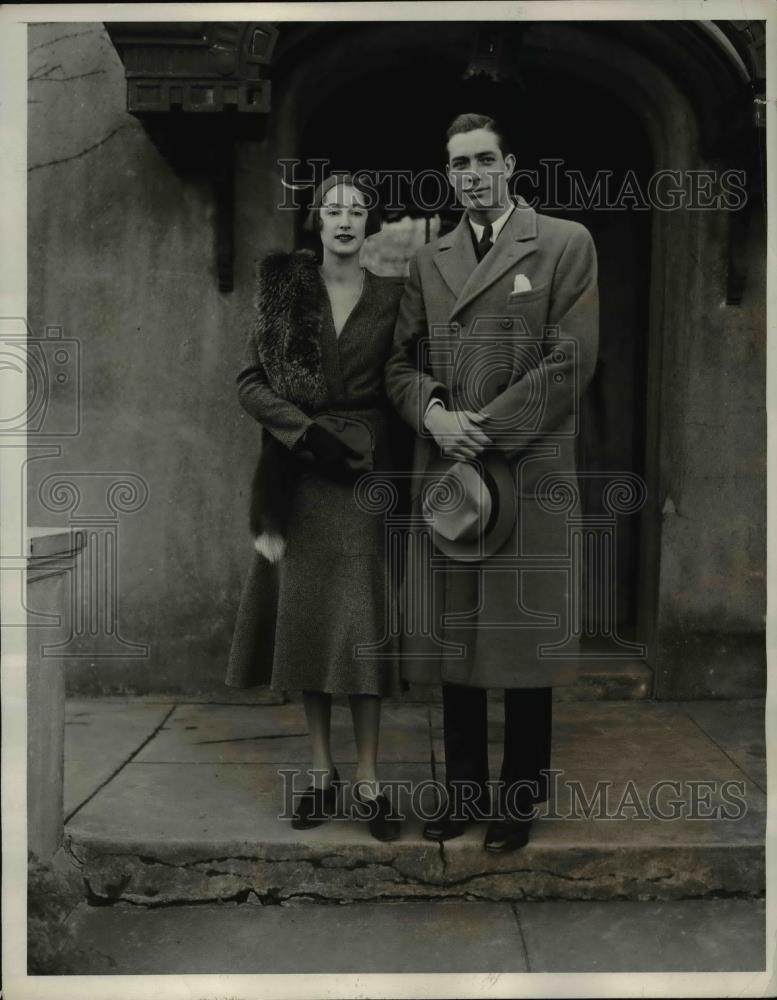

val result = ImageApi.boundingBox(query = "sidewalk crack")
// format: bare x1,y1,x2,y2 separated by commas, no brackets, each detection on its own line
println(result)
510,902,532,972
195,732,307,745
682,707,765,794
65,703,178,824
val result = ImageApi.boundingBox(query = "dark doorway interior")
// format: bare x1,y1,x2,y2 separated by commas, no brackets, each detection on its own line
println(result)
295,29,653,646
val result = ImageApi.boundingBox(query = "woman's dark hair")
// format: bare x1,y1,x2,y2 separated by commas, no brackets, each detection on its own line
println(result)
445,113,510,158
303,173,382,238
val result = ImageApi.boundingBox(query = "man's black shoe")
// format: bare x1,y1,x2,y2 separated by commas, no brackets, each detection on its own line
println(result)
423,811,476,842
423,797,490,842
484,818,532,854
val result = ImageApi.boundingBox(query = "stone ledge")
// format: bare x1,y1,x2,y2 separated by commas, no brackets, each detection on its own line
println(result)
64,838,764,906
27,527,86,584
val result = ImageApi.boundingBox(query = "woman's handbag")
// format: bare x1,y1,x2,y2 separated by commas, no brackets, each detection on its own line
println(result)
310,411,376,474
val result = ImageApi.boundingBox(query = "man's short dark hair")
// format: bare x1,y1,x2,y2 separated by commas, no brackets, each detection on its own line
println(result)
445,113,510,158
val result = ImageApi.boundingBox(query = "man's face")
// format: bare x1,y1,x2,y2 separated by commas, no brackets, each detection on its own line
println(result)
446,128,515,212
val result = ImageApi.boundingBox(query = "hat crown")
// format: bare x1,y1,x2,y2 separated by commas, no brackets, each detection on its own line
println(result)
421,452,517,563
422,461,492,542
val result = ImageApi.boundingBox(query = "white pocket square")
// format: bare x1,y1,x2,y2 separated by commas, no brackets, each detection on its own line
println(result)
512,273,533,293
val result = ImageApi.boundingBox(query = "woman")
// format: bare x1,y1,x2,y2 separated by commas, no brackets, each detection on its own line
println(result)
226,174,405,842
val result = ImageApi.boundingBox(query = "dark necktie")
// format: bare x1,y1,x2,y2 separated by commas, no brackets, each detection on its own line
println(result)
475,222,493,262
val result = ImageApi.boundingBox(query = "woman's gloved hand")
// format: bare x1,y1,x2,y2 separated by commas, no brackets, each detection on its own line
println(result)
296,421,359,483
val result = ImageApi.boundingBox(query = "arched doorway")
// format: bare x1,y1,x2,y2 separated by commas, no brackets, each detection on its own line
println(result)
267,19,764,696
279,23,652,662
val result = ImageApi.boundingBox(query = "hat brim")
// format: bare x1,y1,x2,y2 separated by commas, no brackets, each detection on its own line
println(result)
425,453,516,563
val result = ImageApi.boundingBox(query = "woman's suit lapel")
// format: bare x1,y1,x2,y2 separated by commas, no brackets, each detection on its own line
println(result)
317,277,347,402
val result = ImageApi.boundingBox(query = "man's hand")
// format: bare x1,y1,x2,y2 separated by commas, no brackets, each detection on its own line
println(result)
424,405,492,461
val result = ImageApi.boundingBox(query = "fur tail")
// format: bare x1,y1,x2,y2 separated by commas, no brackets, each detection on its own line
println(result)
254,532,286,563
249,430,297,561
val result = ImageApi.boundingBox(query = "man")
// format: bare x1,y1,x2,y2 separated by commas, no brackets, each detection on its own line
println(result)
385,113,599,852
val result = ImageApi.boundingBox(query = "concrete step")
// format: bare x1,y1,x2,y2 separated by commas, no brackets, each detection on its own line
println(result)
62,698,765,906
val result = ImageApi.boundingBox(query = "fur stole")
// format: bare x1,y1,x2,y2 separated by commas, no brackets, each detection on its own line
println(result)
253,249,329,409
248,250,329,562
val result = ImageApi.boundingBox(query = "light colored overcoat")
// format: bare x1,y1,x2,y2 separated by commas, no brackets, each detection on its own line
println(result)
385,198,599,688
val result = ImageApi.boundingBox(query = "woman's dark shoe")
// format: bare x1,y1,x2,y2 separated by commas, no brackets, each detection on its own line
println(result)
353,789,401,842
290,769,341,830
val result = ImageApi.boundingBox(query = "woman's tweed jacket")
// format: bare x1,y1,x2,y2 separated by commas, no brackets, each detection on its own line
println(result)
225,250,407,694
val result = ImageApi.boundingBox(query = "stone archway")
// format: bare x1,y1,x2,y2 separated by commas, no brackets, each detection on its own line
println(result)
270,19,765,699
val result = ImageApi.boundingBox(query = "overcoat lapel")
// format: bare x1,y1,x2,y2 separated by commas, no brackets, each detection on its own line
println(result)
434,200,540,321
433,215,477,301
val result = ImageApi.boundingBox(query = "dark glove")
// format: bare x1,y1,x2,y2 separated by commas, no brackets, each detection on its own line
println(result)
298,421,359,483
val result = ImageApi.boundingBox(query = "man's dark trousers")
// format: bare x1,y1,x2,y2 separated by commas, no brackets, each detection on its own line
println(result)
442,682,552,820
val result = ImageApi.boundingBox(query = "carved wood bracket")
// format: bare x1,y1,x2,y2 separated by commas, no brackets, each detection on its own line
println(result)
105,22,278,291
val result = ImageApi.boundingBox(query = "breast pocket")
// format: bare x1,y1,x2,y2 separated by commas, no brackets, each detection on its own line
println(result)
506,283,550,308
502,285,550,350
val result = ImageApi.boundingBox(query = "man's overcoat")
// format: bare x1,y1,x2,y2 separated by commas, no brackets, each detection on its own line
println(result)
384,198,599,688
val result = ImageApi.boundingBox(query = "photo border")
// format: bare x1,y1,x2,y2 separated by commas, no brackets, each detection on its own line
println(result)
1,2,774,998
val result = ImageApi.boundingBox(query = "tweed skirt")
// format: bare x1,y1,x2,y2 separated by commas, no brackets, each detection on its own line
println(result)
268,465,400,697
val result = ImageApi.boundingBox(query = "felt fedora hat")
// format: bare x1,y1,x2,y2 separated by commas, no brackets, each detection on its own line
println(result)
421,452,516,562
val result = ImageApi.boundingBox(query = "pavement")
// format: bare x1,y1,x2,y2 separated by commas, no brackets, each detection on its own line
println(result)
59,694,767,974
65,897,765,974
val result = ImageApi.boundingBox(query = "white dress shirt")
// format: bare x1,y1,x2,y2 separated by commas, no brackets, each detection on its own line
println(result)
468,203,515,247
424,203,516,426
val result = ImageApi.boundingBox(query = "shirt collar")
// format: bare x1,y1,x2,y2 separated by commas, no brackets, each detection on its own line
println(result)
469,203,515,244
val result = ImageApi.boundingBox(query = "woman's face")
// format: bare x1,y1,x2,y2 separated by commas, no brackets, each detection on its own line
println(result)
319,184,369,257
